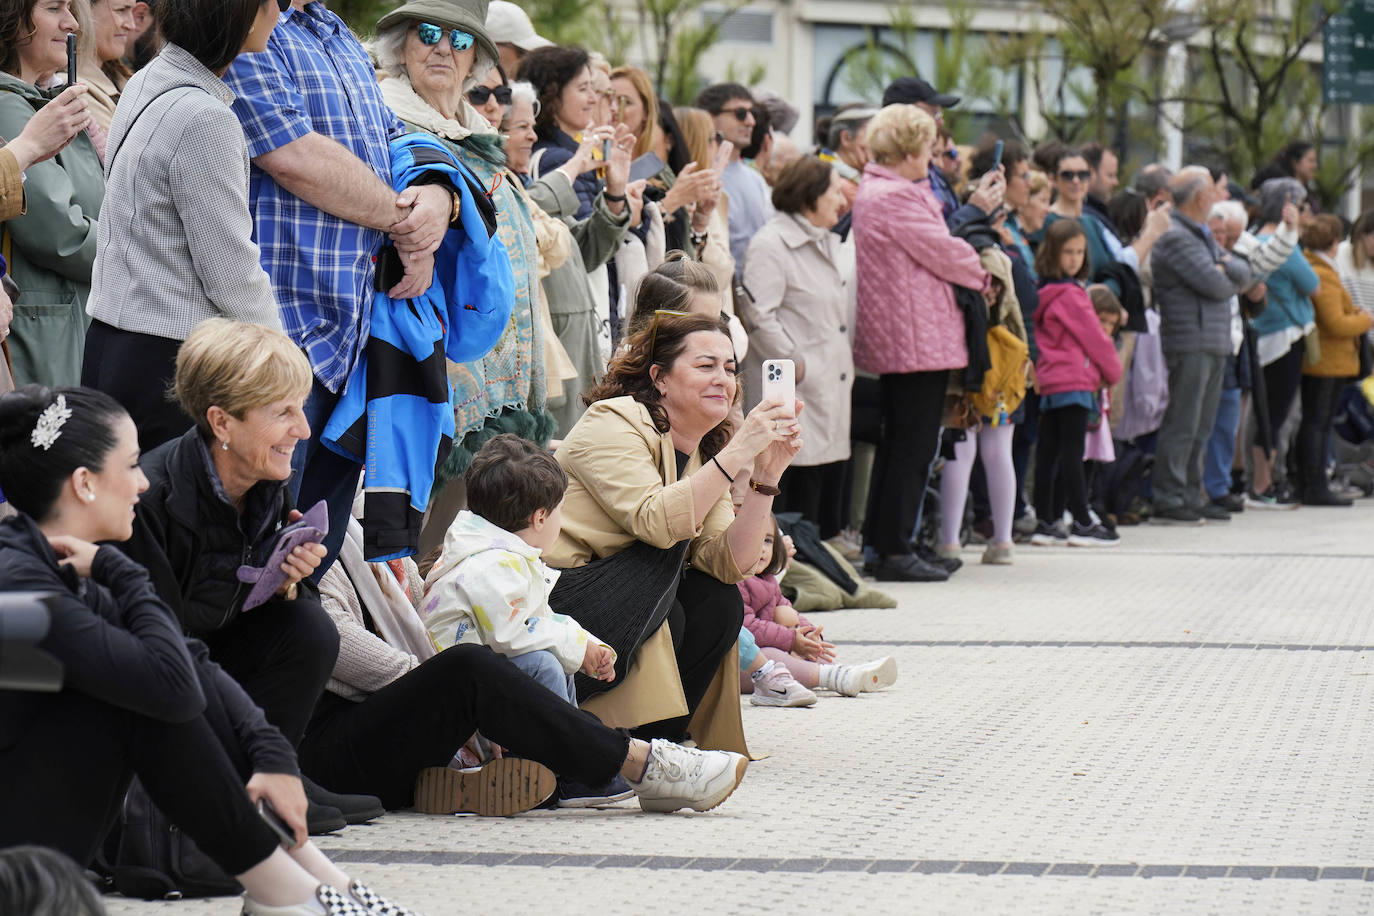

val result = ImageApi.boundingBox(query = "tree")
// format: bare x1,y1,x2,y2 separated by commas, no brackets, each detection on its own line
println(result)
332,0,393,37
635,0,750,104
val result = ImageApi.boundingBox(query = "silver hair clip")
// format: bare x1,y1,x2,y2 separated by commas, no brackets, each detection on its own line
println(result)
30,394,72,451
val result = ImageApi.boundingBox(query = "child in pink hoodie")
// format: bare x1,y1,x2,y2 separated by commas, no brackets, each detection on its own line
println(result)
1030,219,1123,548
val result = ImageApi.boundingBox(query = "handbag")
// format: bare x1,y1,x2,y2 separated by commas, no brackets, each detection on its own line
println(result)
112,777,242,900
1358,334,1373,379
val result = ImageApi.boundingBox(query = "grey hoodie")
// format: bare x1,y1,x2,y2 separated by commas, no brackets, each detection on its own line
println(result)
87,42,281,339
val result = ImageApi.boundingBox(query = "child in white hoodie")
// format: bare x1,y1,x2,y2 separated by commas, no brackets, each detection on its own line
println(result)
422,434,616,708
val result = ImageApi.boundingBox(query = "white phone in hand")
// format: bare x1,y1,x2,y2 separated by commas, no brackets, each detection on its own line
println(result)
761,359,796,417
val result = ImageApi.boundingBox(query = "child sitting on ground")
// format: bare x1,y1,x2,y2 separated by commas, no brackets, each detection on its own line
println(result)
739,515,898,698
422,434,628,805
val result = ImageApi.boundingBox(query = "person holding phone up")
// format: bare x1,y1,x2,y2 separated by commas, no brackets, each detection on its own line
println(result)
741,156,854,541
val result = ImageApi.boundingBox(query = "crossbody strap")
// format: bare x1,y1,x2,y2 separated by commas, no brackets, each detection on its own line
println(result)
105,86,199,175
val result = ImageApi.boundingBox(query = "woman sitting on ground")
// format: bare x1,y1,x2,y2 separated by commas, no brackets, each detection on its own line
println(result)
0,385,414,916
545,310,802,750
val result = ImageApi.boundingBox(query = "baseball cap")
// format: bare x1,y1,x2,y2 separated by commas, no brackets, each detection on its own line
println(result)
486,1,553,51
881,77,960,109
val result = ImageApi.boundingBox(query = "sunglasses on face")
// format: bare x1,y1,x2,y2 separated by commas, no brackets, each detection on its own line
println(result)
416,22,474,51
468,84,512,106
942,149,959,160
275,0,290,12
1059,169,1091,183
722,106,754,122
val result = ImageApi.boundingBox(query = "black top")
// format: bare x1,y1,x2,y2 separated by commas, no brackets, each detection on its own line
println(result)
674,449,690,478
0,513,296,775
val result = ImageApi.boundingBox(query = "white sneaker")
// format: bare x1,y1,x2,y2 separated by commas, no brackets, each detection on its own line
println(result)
242,884,371,916
628,739,748,813
749,664,818,707
831,656,899,696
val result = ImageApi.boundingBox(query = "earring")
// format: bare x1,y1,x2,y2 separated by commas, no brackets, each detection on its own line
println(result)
221,441,229,451
86,493,96,502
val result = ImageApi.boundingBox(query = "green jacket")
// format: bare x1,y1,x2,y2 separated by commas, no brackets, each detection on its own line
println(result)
0,72,104,387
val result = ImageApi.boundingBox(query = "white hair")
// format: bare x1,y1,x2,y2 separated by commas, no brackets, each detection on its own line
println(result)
374,20,495,91
1209,199,1247,227
508,80,540,117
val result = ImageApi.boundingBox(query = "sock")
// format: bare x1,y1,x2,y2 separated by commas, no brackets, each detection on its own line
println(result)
818,665,839,691
243,892,326,914
750,659,776,682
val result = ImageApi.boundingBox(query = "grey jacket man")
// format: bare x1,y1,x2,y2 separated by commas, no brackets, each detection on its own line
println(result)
88,42,281,339
1149,210,1251,355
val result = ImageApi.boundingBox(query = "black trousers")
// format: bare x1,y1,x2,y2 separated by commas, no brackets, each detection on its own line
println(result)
1034,405,1091,526
1013,390,1041,518
298,645,629,809
0,678,278,874
777,460,848,540
863,370,947,556
633,568,744,742
202,597,340,748
1295,374,1347,491
1259,339,1305,453
82,320,193,453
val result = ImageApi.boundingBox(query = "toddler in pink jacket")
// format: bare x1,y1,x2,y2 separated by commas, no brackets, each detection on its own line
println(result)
737,517,896,699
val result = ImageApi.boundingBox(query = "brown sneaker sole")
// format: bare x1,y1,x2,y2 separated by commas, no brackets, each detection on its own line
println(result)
413,759,556,817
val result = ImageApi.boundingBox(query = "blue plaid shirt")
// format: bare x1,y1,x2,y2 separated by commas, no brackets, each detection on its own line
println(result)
224,2,403,392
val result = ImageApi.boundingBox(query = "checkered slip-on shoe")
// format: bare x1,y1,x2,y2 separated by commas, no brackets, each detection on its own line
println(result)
413,757,557,816
349,879,422,916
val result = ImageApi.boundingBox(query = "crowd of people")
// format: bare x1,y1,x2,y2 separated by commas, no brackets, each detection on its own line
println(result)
2,0,1373,912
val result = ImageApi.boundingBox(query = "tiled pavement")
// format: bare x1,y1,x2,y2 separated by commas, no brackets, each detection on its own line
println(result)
106,502,1374,915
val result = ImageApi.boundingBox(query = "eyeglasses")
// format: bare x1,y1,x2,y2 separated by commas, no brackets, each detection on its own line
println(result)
647,309,693,363
468,85,512,106
1058,169,1091,183
721,106,754,123
416,22,474,51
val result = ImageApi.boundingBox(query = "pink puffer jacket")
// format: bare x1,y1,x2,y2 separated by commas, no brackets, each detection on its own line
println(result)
739,574,812,651
1033,280,1122,395
852,163,989,374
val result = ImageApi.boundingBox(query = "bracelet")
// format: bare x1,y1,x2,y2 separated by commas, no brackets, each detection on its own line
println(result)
710,455,734,483
604,191,627,203
748,478,781,497
691,229,709,246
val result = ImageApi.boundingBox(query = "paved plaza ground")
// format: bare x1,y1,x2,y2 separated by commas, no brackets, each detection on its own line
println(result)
106,501,1374,915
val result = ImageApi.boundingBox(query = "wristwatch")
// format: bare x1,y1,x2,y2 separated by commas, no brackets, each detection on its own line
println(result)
748,478,781,497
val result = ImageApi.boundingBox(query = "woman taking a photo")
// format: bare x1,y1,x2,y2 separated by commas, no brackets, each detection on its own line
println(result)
84,0,285,452
0,385,415,916
0,0,105,389
547,311,801,750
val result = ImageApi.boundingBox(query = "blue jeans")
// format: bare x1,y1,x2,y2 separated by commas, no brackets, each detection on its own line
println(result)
509,649,577,707
1204,385,1243,500
290,377,363,582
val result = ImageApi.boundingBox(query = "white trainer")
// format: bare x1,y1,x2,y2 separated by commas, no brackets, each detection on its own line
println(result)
832,656,899,696
629,739,748,813
750,664,818,707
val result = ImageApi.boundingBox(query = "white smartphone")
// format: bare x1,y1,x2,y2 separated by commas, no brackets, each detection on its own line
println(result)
761,359,796,417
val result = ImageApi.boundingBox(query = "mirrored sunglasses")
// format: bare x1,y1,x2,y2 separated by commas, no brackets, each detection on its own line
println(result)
416,22,475,51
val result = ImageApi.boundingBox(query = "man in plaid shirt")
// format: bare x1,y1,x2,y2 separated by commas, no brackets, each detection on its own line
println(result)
224,0,457,574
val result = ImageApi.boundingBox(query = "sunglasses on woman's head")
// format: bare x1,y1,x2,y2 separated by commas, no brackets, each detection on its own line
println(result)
416,22,474,50
1059,169,1091,182
468,85,512,106
647,309,693,362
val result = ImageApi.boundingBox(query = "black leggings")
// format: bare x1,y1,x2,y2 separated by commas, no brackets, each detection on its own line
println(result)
202,597,340,748
1034,405,1091,526
864,370,947,556
777,460,848,540
633,568,745,742
82,320,193,453
1295,375,1347,489
0,681,278,874
298,645,630,809
1259,339,1305,452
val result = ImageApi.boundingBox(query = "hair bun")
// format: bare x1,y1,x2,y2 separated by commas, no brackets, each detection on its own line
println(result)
0,385,55,449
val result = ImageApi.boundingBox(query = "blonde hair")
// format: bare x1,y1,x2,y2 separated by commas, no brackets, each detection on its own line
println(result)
674,106,714,173
174,319,313,437
1026,169,1052,198
866,104,936,167
611,65,659,160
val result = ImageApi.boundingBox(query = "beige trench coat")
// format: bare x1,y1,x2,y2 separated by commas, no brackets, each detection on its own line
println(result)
547,396,750,756
740,213,854,466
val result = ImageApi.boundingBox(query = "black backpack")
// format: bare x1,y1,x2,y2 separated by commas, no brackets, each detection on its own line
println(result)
110,778,241,900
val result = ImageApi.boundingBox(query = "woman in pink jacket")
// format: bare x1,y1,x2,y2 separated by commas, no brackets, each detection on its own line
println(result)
1030,220,1123,548
851,104,990,581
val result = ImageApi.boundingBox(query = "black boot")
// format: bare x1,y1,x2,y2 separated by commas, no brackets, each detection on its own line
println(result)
304,775,385,825
1302,483,1352,506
